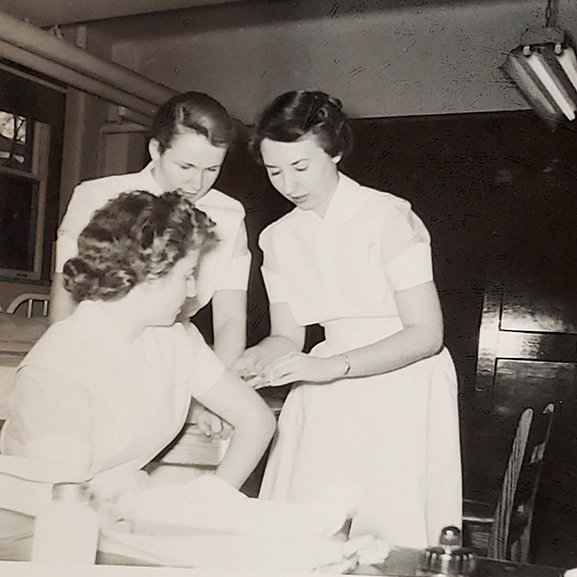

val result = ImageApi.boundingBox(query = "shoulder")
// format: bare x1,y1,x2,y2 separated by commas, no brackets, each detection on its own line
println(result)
260,208,300,240
73,171,147,196
20,319,86,371
353,179,411,212
354,183,418,224
199,189,246,217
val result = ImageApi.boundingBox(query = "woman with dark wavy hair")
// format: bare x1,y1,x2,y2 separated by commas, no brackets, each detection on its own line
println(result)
1,191,275,499
235,91,461,548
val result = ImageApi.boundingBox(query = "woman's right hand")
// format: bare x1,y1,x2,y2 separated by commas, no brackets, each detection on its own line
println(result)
231,348,266,388
191,402,232,439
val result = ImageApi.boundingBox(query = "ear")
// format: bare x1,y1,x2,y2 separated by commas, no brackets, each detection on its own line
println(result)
148,138,162,162
332,152,343,165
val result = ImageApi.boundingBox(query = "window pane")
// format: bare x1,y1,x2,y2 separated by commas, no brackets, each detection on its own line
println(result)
0,110,31,171
0,172,38,273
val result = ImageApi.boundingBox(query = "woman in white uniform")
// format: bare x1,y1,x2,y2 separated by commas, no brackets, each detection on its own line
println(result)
235,91,462,548
2,190,275,499
51,91,250,370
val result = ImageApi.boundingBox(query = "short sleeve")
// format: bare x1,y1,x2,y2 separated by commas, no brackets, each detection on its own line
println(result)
381,204,433,292
180,323,227,397
258,227,290,304
385,244,433,291
214,223,251,292
1,365,93,470
55,183,96,273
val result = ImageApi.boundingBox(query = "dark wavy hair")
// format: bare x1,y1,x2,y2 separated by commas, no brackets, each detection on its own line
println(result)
250,90,353,160
63,191,216,302
151,91,236,153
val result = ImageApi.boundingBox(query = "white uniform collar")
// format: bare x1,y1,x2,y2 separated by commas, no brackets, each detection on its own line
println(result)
141,162,164,196
298,172,369,226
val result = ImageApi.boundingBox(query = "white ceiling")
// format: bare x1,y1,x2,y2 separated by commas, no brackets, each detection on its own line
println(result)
0,0,255,27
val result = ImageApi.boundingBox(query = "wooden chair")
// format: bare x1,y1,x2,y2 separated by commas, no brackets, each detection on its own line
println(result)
5,293,49,317
463,403,555,563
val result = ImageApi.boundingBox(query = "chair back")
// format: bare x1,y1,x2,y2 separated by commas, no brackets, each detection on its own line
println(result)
487,407,532,559
487,403,555,561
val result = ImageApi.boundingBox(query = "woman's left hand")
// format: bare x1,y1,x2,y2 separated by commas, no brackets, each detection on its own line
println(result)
262,352,347,386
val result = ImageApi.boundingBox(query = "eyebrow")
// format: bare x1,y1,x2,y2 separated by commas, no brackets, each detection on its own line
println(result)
179,161,221,169
265,158,309,169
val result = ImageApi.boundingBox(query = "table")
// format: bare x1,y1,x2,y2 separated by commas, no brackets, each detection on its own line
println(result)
0,508,565,576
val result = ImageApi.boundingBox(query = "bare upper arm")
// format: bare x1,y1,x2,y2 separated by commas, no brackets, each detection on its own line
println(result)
211,289,247,329
394,281,444,340
194,369,271,428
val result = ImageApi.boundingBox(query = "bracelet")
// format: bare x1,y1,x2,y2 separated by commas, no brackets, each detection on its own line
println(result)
340,353,351,377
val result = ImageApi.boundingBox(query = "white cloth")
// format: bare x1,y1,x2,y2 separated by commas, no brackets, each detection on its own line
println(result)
0,300,226,497
56,163,251,314
99,475,364,572
123,475,358,538
258,173,462,549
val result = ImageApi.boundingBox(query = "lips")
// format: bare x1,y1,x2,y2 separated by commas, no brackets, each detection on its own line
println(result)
180,191,204,204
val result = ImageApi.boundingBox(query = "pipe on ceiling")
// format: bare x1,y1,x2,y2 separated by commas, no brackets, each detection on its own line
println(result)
0,10,177,117
0,39,159,122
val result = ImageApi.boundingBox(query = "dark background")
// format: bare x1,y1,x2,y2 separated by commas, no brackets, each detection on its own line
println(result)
205,110,577,565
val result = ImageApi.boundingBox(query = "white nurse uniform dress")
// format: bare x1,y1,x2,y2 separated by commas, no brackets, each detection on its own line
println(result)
257,173,462,549
56,163,251,314
0,300,226,497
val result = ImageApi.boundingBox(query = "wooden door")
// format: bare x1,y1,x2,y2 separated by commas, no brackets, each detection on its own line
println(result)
472,204,577,562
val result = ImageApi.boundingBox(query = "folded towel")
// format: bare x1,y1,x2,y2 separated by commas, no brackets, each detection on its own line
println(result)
98,475,365,572
99,530,350,572
121,475,359,539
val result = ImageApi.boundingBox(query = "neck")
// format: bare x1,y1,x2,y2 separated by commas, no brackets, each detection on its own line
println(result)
313,171,340,218
92,296,148,342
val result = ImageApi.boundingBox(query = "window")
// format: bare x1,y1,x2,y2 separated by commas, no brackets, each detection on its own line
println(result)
0,111,50,280
0,64,65,283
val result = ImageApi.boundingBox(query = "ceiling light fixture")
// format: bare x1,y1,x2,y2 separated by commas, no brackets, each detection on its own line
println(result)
502,0,577,128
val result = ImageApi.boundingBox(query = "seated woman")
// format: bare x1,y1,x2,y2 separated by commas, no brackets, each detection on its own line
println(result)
0,190,276,500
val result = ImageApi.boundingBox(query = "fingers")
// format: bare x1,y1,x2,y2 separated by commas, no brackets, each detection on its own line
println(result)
196,413,214,437
209,413,223,435
220,421,233,440
195,408,227,438
264,352,301,380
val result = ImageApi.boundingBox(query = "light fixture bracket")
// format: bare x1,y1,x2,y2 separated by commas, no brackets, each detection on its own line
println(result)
520,26,566,55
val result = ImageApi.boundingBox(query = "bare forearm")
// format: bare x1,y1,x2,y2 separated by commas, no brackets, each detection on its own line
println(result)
337,324,443,379
213,321,246,368
263,325,443,387
215,409,275,488
249,335,301,367
212,290,247,367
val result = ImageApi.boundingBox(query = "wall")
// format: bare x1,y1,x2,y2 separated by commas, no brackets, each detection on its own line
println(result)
84,0,577,123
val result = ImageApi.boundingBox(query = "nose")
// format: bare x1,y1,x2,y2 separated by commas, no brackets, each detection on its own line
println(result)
186,275,197,298
187,169,203,192
282,172,298,195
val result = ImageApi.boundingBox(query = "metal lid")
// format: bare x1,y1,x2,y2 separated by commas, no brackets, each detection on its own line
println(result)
52,482,92,503
420,526,477,576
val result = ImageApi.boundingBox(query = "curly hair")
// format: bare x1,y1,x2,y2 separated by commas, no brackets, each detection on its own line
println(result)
63,191,216,302
151,91,236,153
250,90,353,160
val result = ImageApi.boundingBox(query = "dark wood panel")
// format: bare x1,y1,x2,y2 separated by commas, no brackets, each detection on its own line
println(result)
496,332,577,363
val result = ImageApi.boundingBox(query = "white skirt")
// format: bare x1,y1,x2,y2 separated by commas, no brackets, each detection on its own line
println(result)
259,318,462,549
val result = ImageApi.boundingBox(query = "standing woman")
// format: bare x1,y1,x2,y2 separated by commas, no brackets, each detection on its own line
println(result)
236,91,462,548
51,92,250,368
